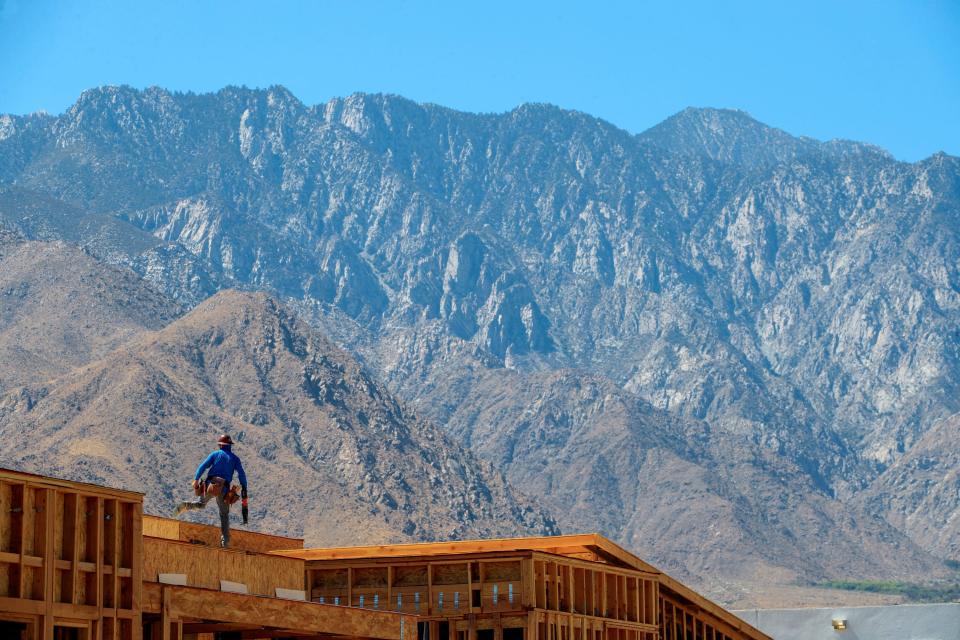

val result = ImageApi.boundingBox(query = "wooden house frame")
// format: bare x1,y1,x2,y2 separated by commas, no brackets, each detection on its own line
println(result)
0,468,143,640
271,536,771,640
0,469,417,640
1,468,768,640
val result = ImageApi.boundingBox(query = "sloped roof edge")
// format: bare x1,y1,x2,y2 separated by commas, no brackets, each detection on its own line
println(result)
270,533,769,640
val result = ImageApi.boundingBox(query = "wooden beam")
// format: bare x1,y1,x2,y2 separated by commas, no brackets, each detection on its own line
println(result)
0,468,142,501
132,501,143,617
161,581,173,640
51,603,99,620
0,595,45,614
181,622,263,633
238,634,341,640
521,559,535,609
159,584,414,640
271,535,611,562
94,497,104,612
43,488,54,640
19,483,31,602
66,492,79,607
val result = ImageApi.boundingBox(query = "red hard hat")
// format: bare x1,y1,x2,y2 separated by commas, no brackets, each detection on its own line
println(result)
217,434,234,445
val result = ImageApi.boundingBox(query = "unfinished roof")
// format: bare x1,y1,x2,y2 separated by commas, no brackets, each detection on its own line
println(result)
271,533,656,570
273,532,768,640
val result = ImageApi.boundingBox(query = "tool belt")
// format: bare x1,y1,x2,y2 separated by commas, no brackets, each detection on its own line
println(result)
225,484,242,505
192,477,227,497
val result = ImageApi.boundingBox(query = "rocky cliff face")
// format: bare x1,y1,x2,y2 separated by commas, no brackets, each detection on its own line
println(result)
2,87,959,601
855,412,960,560
0,234,181,390
0,281,558,544
435,368,941,597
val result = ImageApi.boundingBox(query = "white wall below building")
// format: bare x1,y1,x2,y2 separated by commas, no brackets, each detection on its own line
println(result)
732,603,960,640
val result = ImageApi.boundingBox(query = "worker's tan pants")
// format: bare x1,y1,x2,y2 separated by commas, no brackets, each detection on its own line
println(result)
180,481,231,547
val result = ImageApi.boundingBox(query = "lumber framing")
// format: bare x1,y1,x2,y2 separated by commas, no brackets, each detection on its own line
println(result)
2,468,770,640
280,536,770,640
270,534,647,566
0,467,143,640
1,468,418,640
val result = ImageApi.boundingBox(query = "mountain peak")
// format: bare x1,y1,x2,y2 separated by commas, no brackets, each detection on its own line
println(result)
650,106,777,138
69,85,173,114
322,92,408,136
319,92,470,139
154,290,306,348
184,288,275,317
675,106,759,123
0,281,559,544
640,107,898,167
506,102,616,132
638,106,810,167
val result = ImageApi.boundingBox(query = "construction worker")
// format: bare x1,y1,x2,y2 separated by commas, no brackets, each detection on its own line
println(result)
174,434,249,548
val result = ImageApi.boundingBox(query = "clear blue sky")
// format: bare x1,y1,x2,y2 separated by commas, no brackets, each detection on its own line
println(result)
1,0,957,161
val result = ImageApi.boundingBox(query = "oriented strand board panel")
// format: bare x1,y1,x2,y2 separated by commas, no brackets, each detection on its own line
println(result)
141,515,180,541
143,537,304,596
143,514,304,552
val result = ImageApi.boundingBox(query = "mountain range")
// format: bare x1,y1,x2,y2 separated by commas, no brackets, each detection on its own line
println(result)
0,235,556,545
1,86,958,607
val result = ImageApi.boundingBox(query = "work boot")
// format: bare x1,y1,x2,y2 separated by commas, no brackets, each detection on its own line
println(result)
173,501,197,517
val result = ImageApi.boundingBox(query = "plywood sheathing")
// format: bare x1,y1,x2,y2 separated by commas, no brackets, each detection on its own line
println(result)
143,537,304,596
143,514,303,553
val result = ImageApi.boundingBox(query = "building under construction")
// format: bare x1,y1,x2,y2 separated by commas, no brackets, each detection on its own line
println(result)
0,468,770,640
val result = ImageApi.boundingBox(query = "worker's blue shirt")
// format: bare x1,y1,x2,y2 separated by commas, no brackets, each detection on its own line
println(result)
194,448,247,490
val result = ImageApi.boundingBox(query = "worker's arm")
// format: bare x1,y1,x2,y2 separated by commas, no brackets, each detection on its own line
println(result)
236,457,250,525
235,456,248,492
194,452,216,482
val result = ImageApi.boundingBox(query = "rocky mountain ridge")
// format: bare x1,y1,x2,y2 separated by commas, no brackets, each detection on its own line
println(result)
1,86,959,603
0,233,181,390
0,246,557,543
